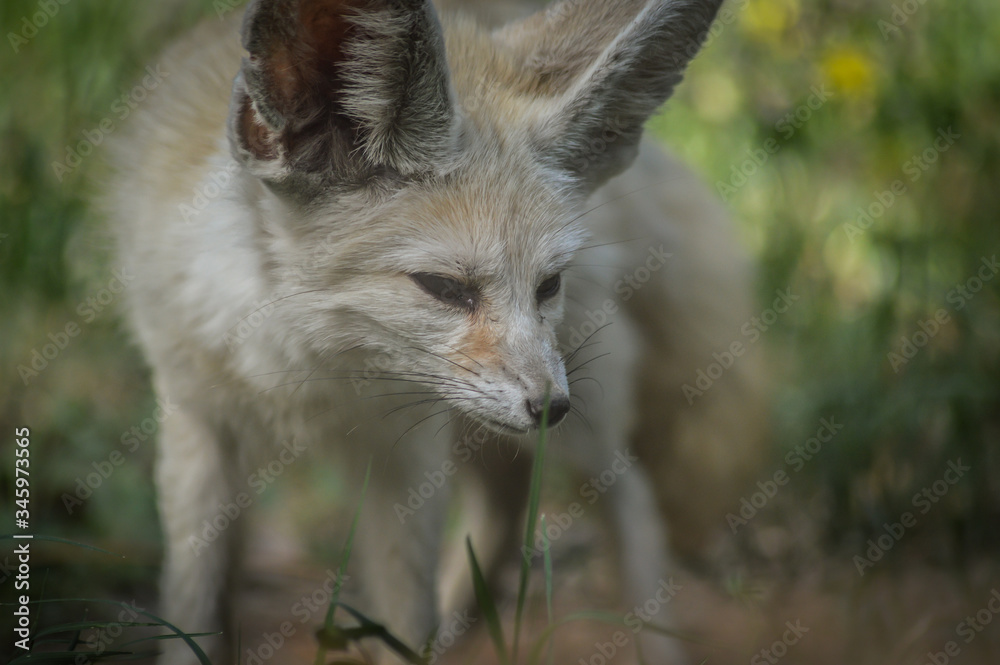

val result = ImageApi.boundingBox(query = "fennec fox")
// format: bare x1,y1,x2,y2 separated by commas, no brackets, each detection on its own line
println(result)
108,0,766,662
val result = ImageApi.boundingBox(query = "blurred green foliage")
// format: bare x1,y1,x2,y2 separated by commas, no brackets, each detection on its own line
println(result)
653,0,1000,551
1,0,999,614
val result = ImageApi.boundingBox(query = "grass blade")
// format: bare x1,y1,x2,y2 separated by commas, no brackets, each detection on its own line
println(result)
513,394,550,660
0,534,122,558
320,603,429,665
10,649,134,663
466,537,510,665
117,632,219,648
316,456,372,665
33,621,162,639
540,515,554,665
2,599,214,665
332,457,371,612
525,611,627,665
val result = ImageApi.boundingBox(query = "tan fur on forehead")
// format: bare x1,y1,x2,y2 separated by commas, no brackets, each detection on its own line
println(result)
405,164,586,276
425,158,574,229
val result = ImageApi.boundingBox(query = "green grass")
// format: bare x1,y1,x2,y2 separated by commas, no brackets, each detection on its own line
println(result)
311,405,671,665
2,537,214,665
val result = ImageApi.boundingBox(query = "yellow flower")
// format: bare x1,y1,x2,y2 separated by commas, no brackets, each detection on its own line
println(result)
742,0,801,46
822,47,877,99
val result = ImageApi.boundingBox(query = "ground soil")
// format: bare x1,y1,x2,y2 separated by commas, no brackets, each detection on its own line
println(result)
231,508,1000,665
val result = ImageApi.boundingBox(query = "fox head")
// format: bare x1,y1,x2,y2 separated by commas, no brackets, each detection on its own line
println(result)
227,0,721,433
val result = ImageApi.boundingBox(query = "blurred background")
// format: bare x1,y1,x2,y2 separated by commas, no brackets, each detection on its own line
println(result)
2,0,999,663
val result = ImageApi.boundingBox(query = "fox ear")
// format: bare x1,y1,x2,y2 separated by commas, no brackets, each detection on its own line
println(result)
498,0,722,189
229,0,456,190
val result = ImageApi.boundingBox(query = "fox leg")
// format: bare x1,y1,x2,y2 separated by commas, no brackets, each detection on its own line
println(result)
351,434,452,663
155,402,240,665
562,318,687,664
571,430,687,663
605,464,686,664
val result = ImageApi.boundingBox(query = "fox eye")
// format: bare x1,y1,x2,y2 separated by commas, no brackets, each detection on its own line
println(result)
410,273,478,310
536,274,562,302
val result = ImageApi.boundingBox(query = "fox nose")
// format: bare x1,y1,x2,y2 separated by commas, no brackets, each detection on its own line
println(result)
526,395,570,427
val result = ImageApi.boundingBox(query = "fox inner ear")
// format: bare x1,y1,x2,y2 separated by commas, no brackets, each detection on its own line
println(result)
228,0,457,190
499,0,723,190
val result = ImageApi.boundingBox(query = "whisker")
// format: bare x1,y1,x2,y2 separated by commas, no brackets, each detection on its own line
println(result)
569,375,605,401
567,352,612,376
565,340,602,363
381,397,451,420
562,272,611,292
574,238,646,254
408,346,482,378
391,407,455,452
258,375,468,395
441,408,465,438
365,369,484,392
564,263,633,270
289,367,317,397
561,293,604,314
556,173,692,240
569,404,594,433
442,343,485,370
563,322,612,365
434,410,462,437
258,368,491,397
381,395,485,420
226,288,331,333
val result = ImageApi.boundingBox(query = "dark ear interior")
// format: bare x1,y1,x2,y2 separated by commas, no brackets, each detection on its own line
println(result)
498,0,723,189
229,0,456,187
